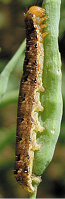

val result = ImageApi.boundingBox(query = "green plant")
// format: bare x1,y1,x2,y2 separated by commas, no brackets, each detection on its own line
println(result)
0,0,63,198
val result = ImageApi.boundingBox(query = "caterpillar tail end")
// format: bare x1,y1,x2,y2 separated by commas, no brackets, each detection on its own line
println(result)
22,183,35,193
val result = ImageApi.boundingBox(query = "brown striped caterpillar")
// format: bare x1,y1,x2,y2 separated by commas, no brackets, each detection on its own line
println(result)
14,6,48,193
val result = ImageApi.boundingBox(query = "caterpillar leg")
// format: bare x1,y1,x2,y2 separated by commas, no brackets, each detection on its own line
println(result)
40,24,48,30
42,31,49,40
39,16,48,24
32,131,41,151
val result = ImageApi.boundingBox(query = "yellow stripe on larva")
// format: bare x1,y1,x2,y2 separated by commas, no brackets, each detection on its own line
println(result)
14,6,48,193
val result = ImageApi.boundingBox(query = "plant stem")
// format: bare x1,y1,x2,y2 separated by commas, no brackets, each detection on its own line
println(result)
32,0,62,198
30,183,38,199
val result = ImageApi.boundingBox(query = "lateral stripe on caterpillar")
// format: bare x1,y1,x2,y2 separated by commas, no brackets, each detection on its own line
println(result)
14,6,48,193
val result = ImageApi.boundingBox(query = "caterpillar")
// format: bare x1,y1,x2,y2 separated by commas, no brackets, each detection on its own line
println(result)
14,6,48,193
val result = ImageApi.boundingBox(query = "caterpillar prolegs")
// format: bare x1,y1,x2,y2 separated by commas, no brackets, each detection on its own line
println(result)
14,6,48,193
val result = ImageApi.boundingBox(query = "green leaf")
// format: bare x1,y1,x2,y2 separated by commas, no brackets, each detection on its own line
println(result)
0,90,19,107
0,126,16,152
0,39,25,101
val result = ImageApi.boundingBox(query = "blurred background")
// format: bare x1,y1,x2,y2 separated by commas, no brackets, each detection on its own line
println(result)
0,0,65,198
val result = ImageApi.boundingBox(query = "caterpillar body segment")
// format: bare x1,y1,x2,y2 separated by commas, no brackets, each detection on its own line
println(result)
14,6,48,193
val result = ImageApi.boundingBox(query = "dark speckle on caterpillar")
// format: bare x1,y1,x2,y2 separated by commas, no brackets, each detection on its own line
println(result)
14,6,48,193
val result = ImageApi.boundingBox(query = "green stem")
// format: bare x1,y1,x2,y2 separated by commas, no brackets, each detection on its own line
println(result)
30,183,38,199
32,0,62,197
